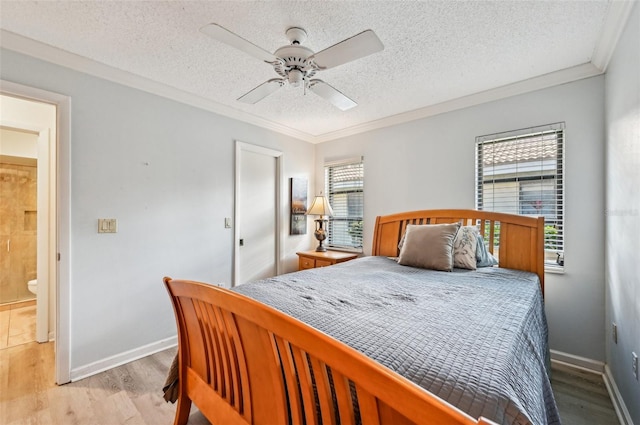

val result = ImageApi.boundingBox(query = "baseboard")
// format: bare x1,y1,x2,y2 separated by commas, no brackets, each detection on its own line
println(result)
70,336,178,382
550,349,605,373
0,299,36,311
48,331,55,341
603,365,635,425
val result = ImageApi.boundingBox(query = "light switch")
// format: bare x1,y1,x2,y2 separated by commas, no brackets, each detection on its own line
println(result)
98,219,117,233
224,217,232,228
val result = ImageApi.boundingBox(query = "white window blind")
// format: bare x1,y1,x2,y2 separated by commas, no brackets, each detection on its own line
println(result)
325,158,364,251
476,123,564,269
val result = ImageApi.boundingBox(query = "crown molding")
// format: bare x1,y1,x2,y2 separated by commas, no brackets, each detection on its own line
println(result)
591,0,637,72
313,62,603,143
0,30,316,143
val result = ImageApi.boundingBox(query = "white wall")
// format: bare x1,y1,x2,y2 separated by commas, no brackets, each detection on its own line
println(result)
0,48,315,374
605,2,640,423
315,76,606,362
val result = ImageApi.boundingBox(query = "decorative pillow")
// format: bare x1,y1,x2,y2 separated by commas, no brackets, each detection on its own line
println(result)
397,223,460,271
453,226,478,270
398,233,406,251
476,234,499,267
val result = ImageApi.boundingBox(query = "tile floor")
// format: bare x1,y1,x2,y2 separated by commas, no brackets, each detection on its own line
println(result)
0,303,36,349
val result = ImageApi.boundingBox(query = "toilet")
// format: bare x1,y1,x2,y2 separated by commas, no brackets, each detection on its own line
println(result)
27,279,37,295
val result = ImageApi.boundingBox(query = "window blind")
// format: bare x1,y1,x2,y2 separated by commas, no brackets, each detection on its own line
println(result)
325,158,364,251
476,123,564,268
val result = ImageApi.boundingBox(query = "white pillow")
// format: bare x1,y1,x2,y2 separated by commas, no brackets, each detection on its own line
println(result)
453,226,479,270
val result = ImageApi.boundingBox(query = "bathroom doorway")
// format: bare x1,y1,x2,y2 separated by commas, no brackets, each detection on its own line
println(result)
0,95,56,348
0,127,39,348
1,81,71,385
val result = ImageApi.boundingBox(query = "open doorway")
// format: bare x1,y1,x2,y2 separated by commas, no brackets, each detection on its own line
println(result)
1,81,71,384
1,95,56,347
0,127,40,348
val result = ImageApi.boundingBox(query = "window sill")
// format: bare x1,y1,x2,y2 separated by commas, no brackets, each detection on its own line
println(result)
545,264,565,274
327,246,363,254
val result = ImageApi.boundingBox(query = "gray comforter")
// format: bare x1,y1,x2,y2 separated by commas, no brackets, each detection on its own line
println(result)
234,256,560,425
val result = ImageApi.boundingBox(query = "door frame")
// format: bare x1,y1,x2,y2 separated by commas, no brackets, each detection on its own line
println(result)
1,80,71,385
233,141,282,287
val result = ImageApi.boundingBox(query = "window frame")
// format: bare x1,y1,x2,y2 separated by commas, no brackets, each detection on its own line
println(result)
324,157,364,253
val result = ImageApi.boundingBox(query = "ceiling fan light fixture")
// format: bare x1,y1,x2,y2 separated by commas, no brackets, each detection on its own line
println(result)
288,68,304,87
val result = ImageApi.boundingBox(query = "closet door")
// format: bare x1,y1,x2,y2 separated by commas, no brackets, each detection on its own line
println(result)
234,142,281,286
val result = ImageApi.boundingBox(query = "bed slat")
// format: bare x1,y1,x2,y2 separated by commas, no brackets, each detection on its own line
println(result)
332,369,357,425
274,336,305,425
356,384,381,424
311,356,337,425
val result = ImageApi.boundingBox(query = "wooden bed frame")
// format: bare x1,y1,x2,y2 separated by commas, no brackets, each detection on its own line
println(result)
164,209,545,425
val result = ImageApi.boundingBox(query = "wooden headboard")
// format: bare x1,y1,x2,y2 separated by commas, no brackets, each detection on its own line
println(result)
372,209,545,294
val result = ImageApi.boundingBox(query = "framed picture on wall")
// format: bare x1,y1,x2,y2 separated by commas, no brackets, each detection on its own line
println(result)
290,178,307,235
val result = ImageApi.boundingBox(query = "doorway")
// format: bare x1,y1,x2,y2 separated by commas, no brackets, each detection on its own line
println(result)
1,81,71,384
0,128,39,348
1,96,55,347
234,141,282,286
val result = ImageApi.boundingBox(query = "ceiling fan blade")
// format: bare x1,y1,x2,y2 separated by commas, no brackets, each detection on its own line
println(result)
200,23,277,63
308,80,357,111
237,79,284,104
310,30,384,70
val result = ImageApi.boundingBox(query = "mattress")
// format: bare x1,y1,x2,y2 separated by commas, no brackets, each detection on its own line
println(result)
233,256,560,425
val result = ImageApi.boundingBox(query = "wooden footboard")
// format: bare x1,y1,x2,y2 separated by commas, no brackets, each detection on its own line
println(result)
372,209,545,294
164,277,498,425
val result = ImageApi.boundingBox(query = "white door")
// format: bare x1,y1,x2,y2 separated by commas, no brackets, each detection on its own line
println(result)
234,142,282,286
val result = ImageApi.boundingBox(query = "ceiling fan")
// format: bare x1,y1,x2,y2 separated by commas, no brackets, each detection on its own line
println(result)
200,23,384,111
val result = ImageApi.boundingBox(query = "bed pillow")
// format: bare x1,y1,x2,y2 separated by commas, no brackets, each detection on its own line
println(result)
453,226,479,270
398,223,460,271
476,234,499,267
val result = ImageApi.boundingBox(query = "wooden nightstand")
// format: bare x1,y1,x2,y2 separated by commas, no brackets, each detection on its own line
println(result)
297,250,359,271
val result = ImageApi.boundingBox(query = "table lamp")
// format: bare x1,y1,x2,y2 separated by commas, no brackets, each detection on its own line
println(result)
306,194,334,252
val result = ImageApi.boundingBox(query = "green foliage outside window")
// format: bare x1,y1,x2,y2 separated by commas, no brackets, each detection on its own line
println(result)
483,223,560,253
347,221,363,247
544,225,558,250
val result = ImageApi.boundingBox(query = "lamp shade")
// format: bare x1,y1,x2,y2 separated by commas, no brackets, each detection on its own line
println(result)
306,195,334,217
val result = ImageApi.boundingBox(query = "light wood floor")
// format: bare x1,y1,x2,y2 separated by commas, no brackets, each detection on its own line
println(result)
0,342,207,425
0,342,620,425
550,362,620,425
0,303,36,349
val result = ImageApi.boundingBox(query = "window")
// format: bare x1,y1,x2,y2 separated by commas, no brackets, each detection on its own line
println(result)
476,123,564,269
325,158,364,251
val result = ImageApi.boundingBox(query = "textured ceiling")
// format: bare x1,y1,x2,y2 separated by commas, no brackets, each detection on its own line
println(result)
0,1,616,140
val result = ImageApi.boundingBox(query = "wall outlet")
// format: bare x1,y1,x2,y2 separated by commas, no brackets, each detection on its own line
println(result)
633,352,638,380
612,323,618,344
